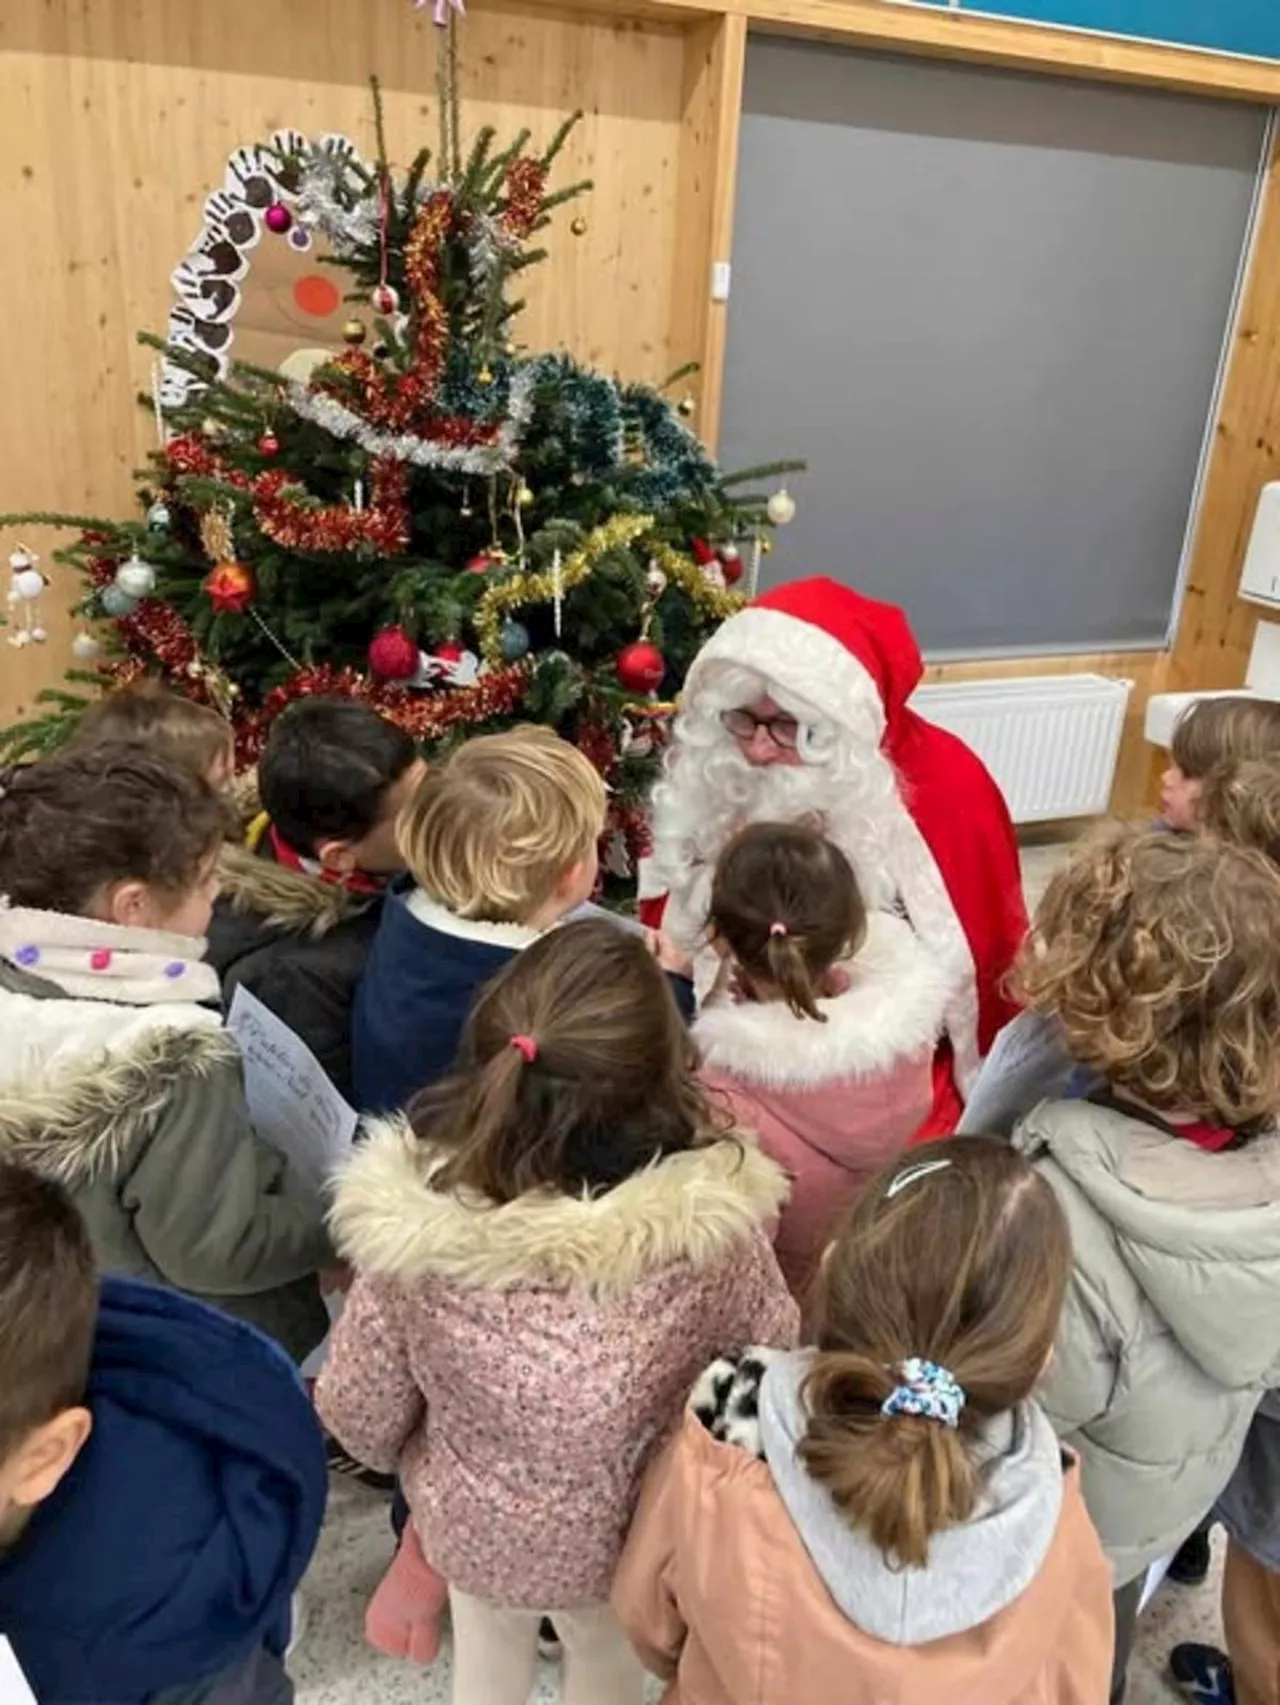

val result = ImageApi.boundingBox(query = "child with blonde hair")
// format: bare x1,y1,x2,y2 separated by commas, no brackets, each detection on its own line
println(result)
0,746,331,1360
1160,695,1280,830
321,919,797,1704
696,821,948,1297
69,679,236,791
613,1137,1113,1703
352,724,692,1112
1011,826,1280,1702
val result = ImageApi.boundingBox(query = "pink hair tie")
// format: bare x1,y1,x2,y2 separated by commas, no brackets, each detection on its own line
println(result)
509,1033,538,1064
769,922,788,938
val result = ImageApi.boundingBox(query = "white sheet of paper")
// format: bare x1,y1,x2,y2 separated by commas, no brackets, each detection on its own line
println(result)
958,1010,1076,1137
1139,1554,1173,1613
226,986,358,1195
0,1640,36,1705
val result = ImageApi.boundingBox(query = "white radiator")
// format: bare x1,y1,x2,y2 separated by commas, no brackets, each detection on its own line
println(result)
910,674,1133,824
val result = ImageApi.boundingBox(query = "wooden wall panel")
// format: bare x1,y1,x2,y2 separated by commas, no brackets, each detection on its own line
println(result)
0,0,691,724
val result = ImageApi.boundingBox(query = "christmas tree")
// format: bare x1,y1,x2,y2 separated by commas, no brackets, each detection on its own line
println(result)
1,49,798,875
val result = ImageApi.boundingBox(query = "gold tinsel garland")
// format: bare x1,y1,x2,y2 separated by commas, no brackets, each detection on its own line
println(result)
474,514,745,664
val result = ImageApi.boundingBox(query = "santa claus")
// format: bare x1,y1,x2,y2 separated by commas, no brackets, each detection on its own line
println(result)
644,577,1027,1133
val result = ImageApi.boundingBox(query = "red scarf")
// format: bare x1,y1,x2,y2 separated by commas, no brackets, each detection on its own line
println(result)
1172,1119,1238,1154
267,824,389,898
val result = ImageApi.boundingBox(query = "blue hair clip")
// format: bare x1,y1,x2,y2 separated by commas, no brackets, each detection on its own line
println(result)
881,1358,966,1429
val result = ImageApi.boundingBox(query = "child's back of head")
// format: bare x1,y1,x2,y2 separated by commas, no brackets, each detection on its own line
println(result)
802,1138,1070,1568
259,699,424,875
0,1161,96,1534
1020,825,1280,1133
1199,757,1280,868
68,681,235,791
1163,696,1280,829
707,820,866,1019
412,916,706,1200
400,724,606,925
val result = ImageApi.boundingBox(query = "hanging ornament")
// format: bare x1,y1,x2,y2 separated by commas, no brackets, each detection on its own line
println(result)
460,491,474,519
371,282,400,316
265,203,293,235
101,584,140,618
767,488,797,526
202,560,255,615
516,484,534,508
432,639,466,666
646,560,668,598
257,431,280,457
9,566,44,603
719,544,744,587
342,318,368,347
677,395,696,418
288,224,314,254
146,500,171,532
503,340,518,358
552,547,564,639
200,504,236,565
466,551,495,574
71,629,102,661
368,624,419,680
499,619,530,662
114,553,157,600
616,640,666,694
570,216,588,237
477,364,494,387
7,545,48,647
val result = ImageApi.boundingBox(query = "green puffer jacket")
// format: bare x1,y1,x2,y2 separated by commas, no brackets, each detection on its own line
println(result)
1012,1099,1280,1585
0,959,332,1362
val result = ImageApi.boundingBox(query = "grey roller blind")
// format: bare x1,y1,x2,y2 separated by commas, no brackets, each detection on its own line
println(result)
719,38,1269,655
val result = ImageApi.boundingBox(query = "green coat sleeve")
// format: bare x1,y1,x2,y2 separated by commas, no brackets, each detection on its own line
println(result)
121,1053,334,1297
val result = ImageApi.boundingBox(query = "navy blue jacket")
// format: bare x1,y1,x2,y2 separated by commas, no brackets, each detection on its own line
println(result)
351,888,696,1114
0,1277,327,1705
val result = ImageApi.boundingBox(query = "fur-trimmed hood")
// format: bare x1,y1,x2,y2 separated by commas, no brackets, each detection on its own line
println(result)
694,912,948,1088
331,1114,789,1298
0,971,235,1183
217,842,363,939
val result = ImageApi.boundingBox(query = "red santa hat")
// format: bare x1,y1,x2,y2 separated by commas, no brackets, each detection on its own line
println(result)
684,578,1027,1117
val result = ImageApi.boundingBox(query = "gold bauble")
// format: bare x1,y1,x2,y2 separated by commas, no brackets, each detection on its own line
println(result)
677,395,696,418
761,537,774,555
477,365,494,386
570,216,588,237
516,485,534,508
342,318,367,346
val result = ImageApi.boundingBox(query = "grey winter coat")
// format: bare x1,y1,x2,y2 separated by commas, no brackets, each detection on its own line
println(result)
0,959,332,1361
1012,1098,1280,1585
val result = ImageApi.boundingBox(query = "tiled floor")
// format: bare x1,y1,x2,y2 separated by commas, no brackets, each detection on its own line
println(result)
295,835,1222,1704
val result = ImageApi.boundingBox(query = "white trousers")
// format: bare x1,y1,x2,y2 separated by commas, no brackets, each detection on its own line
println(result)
449,1588,647,1705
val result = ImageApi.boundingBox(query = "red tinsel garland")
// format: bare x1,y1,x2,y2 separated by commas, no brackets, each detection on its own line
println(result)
502,158,548,240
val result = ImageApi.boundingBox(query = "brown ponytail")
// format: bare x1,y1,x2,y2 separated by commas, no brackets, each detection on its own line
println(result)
410,918,725,1202
707,821,866,1021
799,1139,1071,1569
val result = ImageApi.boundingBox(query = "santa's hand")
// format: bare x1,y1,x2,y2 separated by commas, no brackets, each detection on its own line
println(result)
644,927,694,980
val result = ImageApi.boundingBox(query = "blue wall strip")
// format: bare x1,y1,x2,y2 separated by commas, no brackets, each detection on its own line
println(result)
913,1,1280,61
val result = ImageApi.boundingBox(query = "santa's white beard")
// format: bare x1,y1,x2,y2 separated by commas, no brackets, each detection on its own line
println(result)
650,675,903,954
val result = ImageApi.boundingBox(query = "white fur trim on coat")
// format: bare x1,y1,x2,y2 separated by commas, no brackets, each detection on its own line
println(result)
693,912,948,1089
685,606,886,743
406,889,543,950
331,1116,789,1299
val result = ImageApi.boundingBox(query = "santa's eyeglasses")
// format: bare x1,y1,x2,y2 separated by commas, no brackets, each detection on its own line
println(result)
720,707,801,750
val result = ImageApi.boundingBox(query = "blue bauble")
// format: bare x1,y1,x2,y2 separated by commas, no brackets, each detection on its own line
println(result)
499,619,530,662
100,584,140,618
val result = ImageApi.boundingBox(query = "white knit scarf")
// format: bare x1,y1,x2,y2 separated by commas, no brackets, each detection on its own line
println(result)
0,905,221,1006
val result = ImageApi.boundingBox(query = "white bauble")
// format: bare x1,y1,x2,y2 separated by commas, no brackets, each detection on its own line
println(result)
766,489,796,526
30,626,47,644
115,557,157,599
11,568,44,600
71,630,102,661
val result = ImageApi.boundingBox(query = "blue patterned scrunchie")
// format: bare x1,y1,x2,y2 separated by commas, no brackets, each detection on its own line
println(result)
880,1358,966,1429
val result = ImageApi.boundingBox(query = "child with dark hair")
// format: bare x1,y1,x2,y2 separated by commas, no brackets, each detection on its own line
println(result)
0,745,331,1360
696,822,948,1298
319,919,797,1703
208,698,425,1097
613,1138,1113,1703
0,1160,327,1705
1013,825,1280,1702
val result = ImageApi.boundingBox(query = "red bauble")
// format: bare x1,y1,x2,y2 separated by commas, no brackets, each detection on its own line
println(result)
616,641,666,694
203,560,255,614
691,537,717,568
257,432,280,456
719,548,744,587
368,624,419,680
264,203,293,235
466,552,494,574
371,283,400,316
433,640,466,664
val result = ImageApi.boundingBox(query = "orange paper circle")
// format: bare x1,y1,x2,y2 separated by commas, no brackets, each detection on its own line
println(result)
293,275,342,319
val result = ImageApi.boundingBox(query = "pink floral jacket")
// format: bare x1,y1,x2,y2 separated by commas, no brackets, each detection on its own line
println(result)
316,1117,798,1610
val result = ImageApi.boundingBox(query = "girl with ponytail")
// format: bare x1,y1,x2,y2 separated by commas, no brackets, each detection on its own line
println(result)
615,1137,1113,1705
696,821,949,1298
318,918,797,1705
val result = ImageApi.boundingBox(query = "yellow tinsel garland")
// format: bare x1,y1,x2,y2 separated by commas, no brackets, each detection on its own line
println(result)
475,513,746,665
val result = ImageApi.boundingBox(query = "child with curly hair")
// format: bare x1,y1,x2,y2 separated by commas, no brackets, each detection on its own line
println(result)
1160,696,1280,831
1012,826,1280,1702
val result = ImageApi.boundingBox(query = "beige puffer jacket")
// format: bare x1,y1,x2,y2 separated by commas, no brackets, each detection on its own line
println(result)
1012,1098,1280,1584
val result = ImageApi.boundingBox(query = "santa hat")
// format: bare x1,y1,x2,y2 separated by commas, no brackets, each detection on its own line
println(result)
683,577,924,750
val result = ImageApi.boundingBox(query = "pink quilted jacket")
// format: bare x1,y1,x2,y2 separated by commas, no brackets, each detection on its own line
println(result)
316,1118,798,1610
696,913,949,1296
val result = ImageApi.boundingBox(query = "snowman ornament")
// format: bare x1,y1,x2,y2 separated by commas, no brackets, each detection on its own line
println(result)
7,546,48,647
